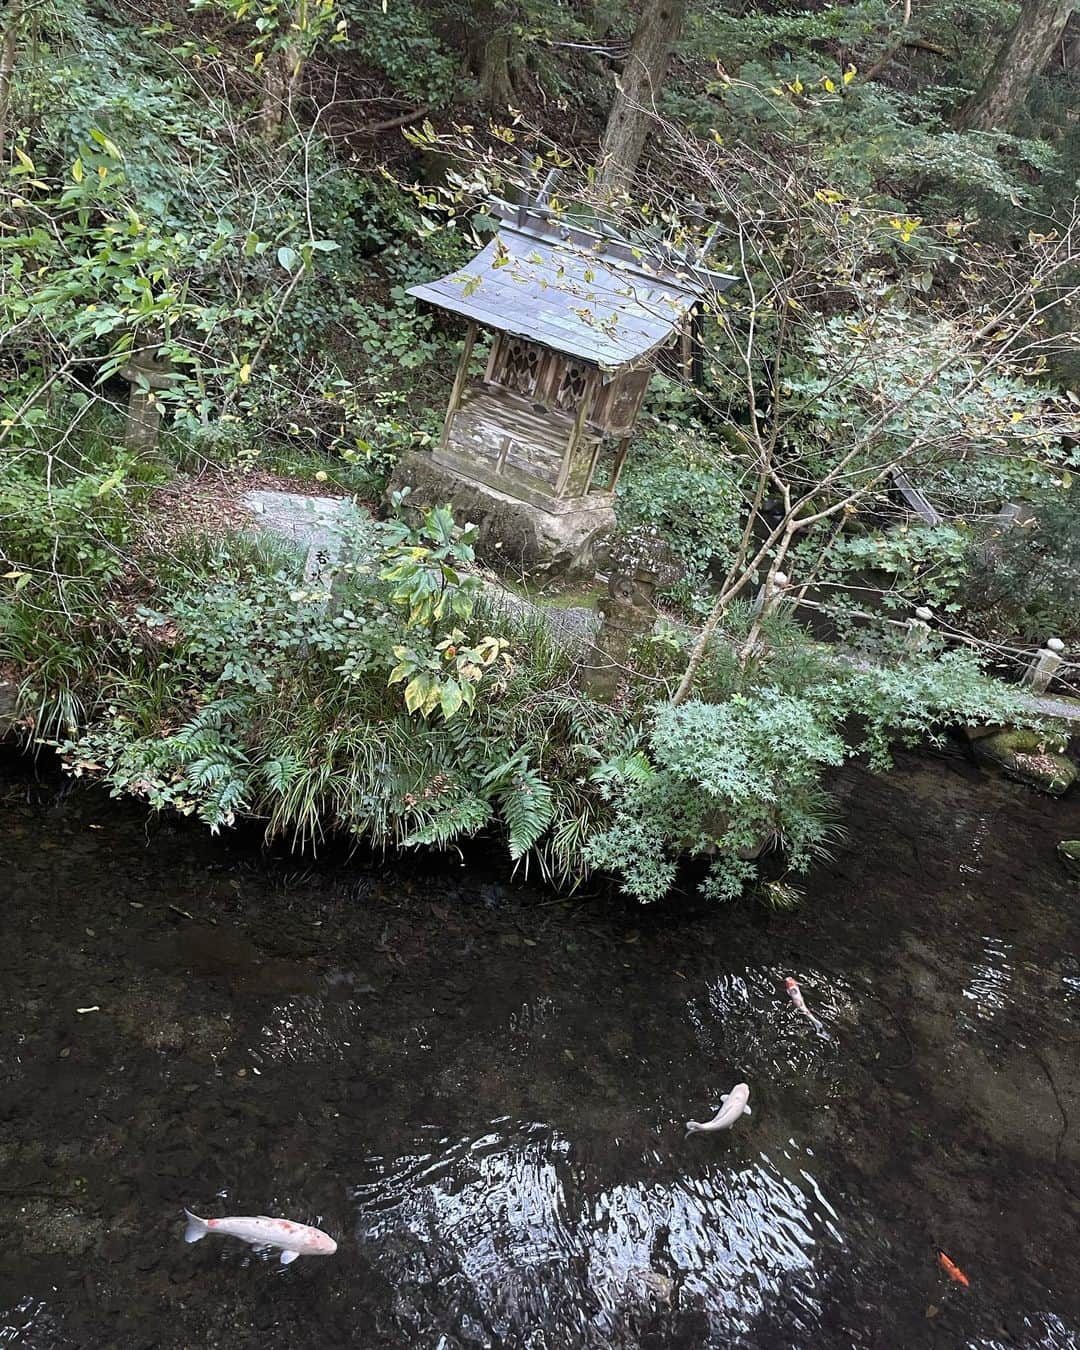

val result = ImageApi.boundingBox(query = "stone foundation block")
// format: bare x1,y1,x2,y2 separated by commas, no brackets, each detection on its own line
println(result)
387,451,614,579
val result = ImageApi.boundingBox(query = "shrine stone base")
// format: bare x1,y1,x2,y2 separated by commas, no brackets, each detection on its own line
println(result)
387,451,616,578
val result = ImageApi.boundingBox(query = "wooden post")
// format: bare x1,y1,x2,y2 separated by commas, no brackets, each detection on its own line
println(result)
484,331,502,384
555,370,597,497
609,436,631,492
441,322,478,449
582,434,604,495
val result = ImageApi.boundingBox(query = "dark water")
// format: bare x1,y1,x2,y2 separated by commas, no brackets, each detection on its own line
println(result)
1,745,1079,1349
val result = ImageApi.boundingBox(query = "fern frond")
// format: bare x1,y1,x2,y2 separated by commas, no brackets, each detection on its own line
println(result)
499,767,554,861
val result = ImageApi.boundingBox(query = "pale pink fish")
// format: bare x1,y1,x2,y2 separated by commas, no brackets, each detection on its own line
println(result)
184,1209,337,1265
785,976,824,1030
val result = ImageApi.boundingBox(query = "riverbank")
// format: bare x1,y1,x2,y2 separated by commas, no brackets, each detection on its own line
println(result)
2,742,1078,1347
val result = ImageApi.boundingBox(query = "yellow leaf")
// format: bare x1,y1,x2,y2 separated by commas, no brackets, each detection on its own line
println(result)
789,76,803,94
1009,410,1024,423
238,363,251,384
253,50,264,68
14,147,34,172
72,157,84,183
3,570,26,579
823,77,836,92
843,65,857,84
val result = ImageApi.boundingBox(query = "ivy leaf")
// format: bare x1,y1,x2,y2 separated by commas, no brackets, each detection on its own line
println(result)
277,246,301,273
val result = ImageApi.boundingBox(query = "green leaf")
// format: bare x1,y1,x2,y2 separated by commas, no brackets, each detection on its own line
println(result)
439,681,464,720
403,674,432,715
500,768,554,861
277,246,301,273
89,128,123,159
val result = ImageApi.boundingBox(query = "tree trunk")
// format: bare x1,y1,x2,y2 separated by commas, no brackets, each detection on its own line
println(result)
478,31,515,108
258,42,306,144
959,0,1073,130
596,0,686,198
467,1,519,109
0,0,21,166
258,47,288,142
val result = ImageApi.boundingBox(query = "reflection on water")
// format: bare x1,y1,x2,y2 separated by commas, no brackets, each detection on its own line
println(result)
350,1121,841,1346
0,1298,62,1348
251,994,366,1065
960,936,1014,1026
687,967,852,1084
958,812,993,877
969,1312,1080,1349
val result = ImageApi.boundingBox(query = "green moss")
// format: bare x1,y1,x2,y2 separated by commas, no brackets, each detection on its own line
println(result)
973,730,1077,796
1058,841,1080,879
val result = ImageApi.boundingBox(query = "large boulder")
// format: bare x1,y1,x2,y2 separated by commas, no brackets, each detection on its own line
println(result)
1058,841,1080,879
972,729,1077,796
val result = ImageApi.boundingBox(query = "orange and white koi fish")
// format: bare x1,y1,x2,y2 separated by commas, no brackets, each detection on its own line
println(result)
938,1251,970,1287
785,977,825,1031
184,1209,337,1265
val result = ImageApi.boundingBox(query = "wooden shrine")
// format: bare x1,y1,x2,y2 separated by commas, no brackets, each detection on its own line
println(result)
393,197,737,574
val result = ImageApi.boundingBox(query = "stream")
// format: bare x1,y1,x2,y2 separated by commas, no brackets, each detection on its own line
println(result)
1,744,1078,1348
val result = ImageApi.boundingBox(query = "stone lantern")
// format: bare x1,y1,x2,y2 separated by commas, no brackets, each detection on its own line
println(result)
120,340,177,457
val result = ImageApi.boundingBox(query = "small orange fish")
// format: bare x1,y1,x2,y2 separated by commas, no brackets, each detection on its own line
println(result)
938,1251,970,1287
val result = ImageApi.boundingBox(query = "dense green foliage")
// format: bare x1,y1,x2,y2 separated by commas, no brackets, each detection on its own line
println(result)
0,0,1076,904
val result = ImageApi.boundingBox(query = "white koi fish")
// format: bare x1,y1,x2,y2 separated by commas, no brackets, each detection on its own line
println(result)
686,1082,751,1134
785,976,825,1030
183,1209,337,1264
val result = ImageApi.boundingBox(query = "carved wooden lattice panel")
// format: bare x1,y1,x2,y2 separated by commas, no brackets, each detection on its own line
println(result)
501,339,543,397
553,360,589,413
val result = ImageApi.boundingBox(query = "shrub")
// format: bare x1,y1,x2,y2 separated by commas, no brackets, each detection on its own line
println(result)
616,425,743,614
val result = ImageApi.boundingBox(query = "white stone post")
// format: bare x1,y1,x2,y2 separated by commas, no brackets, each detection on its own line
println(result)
752,571,789,617
904,606,934,657
1025,638,1065,695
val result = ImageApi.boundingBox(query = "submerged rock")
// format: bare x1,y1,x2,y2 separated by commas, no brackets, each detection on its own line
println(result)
1057,840,1080,879
972,730,1077,796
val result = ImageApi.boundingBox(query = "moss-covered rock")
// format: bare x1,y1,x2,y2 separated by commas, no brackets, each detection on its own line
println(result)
972,729,1077,796
1058,841,1080,879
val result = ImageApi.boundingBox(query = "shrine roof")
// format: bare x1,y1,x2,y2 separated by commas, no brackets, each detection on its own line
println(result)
407,202,738,372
